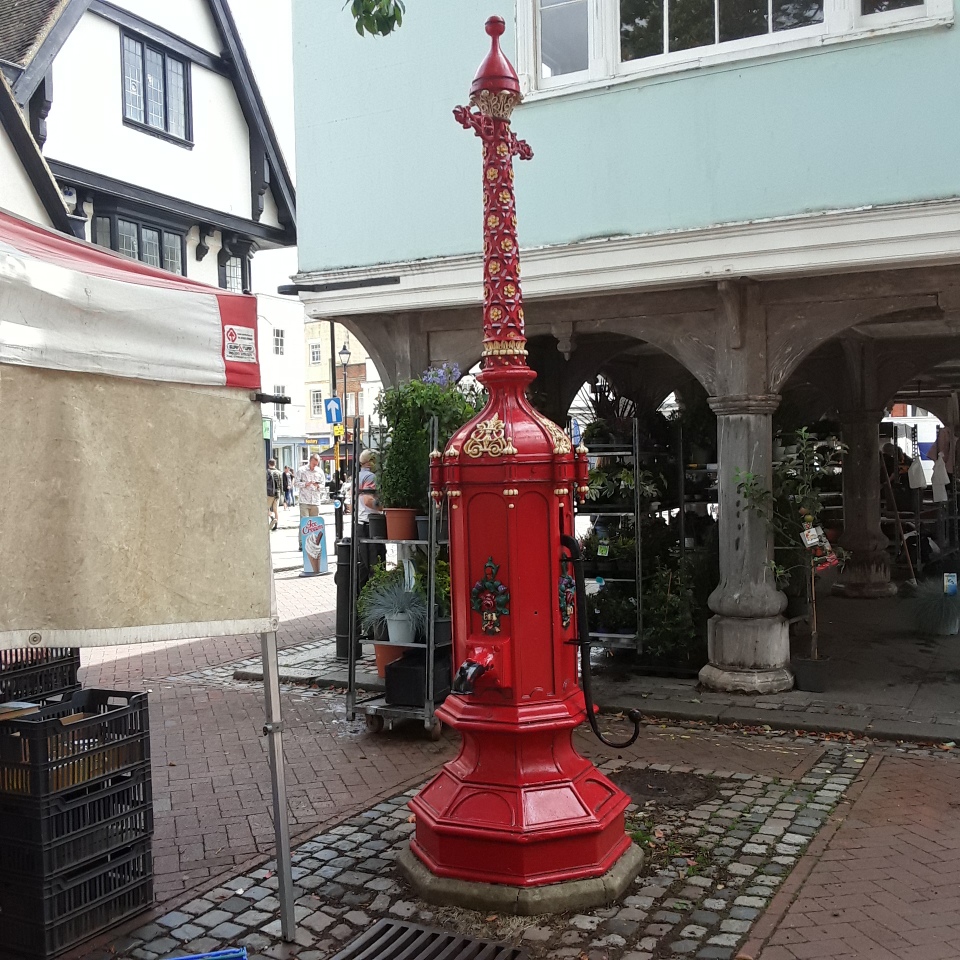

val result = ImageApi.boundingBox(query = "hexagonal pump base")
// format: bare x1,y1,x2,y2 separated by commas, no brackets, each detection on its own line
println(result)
397,841,644,917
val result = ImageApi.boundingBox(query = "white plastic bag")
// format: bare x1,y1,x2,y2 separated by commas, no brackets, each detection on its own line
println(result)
932,453,949,503
908,456,926,489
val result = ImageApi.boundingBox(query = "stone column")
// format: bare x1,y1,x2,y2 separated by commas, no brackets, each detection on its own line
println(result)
699,394,792,694
833,411,897,598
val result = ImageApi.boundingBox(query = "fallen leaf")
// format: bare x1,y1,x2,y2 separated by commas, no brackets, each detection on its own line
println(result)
407,814,416,823
485,914,498,922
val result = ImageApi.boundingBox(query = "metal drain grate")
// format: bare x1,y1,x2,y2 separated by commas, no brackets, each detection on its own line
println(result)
329,918,529,960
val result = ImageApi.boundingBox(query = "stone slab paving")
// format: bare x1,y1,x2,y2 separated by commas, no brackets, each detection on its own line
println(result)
207,627,960,743
79,728,959,960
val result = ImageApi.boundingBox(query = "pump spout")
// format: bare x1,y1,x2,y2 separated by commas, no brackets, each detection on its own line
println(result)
452,659,489,695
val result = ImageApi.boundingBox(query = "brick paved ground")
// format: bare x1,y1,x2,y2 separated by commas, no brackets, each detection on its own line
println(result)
78,570,453,904
71,566,960,959
747,753,960,960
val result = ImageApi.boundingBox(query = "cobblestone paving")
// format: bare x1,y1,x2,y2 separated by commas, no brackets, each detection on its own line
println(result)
105,739,866,960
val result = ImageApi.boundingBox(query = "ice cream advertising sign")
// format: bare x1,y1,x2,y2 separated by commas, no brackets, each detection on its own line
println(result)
300,517,328,576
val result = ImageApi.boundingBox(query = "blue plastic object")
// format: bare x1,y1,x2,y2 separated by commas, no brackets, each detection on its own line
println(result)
174,951,247,960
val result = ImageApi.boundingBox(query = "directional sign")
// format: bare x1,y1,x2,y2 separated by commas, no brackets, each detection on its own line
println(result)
324,397,343,425
570,419,582,447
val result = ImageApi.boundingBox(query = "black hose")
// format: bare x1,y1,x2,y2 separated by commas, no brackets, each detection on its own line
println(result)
560,534,642,749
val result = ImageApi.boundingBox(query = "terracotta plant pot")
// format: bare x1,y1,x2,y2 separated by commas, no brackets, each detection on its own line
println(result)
384,507,418,541
374,642,404,678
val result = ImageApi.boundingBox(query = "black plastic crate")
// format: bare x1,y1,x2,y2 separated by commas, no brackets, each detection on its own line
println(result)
0,649,80,703
0,766,153,878
0,840,153,959
384,647,451,707
0,690,149,799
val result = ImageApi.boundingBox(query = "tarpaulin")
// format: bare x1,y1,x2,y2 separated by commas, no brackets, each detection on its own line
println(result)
0,209,273,649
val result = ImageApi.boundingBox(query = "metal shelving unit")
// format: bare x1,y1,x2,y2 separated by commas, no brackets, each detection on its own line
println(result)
576,418,645,653
576,418,717,654
344,418,448,740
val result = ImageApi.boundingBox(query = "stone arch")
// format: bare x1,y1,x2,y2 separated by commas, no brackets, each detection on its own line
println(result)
523,288,718,393
764,275,944,394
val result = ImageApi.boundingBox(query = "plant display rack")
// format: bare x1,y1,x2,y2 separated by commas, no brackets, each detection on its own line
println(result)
344,417,449,740
880,423,960,576
577,418,717,655
0,689,154,960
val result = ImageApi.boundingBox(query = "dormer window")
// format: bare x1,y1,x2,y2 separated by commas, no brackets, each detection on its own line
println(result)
122,33,191,143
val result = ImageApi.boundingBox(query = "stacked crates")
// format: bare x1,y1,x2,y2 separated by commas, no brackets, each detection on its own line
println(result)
0,690,154,959
0,649,81,704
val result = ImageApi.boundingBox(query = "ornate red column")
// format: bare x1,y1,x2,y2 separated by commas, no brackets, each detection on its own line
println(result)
399,17,642,914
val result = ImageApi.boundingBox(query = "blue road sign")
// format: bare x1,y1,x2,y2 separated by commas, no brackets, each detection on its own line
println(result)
571,419,582,446
324,397,343,425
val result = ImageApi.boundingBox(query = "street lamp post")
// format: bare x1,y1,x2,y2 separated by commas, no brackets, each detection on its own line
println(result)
338,341,351,437
334,342,351,541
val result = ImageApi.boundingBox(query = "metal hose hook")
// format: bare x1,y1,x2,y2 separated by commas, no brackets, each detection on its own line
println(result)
561,534,642,749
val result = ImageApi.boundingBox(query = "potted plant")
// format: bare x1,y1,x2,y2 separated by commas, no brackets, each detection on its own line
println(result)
432,558,452,645
737,427,846,691
911,578,960,636
375,362,483,540
358,560,427,675
587,582,637,637
639,564,708,675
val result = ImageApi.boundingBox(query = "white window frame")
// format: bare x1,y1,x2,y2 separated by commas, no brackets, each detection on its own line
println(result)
346,392,357,417
310,390,324,418
274,329,284,356
517,0,953,99
309,342,322,365
274,384,286,421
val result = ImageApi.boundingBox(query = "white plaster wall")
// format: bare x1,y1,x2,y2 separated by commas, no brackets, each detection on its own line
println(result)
183,225,222,285
0,127,57,226
44,12,254,219
119,0,222,55
257,292,306,440
260,185,281,230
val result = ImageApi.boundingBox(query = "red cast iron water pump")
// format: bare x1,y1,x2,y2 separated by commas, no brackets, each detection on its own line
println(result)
407,17,641,894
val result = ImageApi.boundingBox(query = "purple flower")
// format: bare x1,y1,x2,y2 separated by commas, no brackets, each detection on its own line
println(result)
420,361,462,388
497,584,507,593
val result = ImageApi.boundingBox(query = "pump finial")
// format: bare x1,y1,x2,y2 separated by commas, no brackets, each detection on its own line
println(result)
470,15,520,100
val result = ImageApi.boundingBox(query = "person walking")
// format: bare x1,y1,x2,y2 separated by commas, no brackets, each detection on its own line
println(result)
296,453,326,549
282,466,294,509
356,449,385,594
266,459,282,531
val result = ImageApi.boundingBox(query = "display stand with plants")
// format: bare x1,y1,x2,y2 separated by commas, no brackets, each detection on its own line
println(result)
346,373,480,738
575,414,718,674
578,418,646,652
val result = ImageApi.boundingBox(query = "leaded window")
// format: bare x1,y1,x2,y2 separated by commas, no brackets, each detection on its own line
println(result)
122,33,190,141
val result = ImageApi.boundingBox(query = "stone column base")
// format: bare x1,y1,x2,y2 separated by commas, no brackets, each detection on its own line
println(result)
831,580,898,599
397,842,644,916
698,662,794,694
700,614,793,693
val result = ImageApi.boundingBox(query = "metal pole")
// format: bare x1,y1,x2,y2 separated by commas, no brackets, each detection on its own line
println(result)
331,322,343,540
260,572,295,940
347,421,361,721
